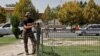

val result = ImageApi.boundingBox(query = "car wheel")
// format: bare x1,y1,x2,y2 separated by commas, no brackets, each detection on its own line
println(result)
78,34,82,36
96,34,99,36
81,32,86,36
20,30,23,34
0,35,4,37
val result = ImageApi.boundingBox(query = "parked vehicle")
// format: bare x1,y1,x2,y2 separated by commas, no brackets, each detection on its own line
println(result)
76,24,100,36
0,23,23,37
66,26,71,29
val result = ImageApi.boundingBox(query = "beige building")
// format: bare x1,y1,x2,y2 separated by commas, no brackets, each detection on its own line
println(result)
4,7,15,23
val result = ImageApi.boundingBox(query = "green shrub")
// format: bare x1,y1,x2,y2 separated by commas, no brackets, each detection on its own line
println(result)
11,16,20,39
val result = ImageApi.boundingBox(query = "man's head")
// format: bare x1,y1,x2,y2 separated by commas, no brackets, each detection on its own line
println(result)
25,12,31,17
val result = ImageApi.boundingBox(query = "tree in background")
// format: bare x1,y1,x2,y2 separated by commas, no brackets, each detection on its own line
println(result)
11,16,20,39
58,1,82,25
83,0,99,24
51,5,60,25
43,5,52,25
78,1,87,25
43,5,53,38
95,5,100,24
0,6,6,23
13,0,38,21
51,5,60,19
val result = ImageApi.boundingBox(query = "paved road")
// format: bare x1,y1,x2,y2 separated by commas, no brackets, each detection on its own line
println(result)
3,31,100,38
48,32,77,37
42,32,100,38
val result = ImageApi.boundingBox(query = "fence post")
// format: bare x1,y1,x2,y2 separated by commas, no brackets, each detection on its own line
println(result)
41,29,43,56
36,23,41,56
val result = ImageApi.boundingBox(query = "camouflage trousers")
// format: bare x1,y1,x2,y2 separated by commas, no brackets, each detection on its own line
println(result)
22,31,36,53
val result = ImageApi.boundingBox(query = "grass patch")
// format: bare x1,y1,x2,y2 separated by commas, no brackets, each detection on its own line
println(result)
0,37,20,46
41,45,100,56
41,37,100,56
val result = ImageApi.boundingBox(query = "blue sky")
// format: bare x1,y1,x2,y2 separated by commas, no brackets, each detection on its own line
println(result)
0,0,100,13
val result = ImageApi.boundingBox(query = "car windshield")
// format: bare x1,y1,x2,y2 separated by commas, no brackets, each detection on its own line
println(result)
3,24,11,28
81,25,88,28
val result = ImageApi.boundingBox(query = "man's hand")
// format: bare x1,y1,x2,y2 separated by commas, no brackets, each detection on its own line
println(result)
24,25,33,29
24,23,33,29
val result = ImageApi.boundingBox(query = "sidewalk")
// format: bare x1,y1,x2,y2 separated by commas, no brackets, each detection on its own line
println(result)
0,39,36,56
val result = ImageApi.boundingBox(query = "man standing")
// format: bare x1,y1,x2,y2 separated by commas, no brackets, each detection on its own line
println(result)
22,12,36,55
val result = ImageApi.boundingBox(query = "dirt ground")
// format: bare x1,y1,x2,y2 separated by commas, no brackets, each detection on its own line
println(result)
43,38,100,46
0,39,36,56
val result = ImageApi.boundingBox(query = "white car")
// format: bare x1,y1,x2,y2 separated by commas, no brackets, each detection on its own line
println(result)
76,24,100,36
66,26,71,29
0,23,23,37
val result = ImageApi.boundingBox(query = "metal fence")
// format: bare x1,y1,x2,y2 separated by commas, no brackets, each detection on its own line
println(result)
37,29,100,56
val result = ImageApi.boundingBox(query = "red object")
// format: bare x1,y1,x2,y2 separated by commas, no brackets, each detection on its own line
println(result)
75,25,80,30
